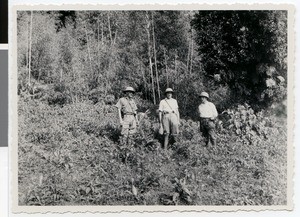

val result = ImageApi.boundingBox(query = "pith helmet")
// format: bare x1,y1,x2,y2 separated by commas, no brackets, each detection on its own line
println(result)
200,92,209,99
123,86,135,93
165,88,174,93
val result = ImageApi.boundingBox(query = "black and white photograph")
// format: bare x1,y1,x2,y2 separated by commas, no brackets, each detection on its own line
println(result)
11,4,294,212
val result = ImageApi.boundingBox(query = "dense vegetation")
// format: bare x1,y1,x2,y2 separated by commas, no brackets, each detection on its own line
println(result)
192,11,287,109
17,10,288,206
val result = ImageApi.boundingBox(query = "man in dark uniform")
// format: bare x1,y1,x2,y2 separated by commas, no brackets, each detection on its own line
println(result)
198,92,218,146
115,87,138,146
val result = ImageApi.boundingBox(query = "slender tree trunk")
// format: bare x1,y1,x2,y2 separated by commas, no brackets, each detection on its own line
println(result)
38,70,41,83
84,23,93,75
101,22,104,45
60,69,63,83
97,19,100,60
26,16,29,74
174,51,177,97
189,31,194,75
28,11,33,86
174,53,177,79
146,13,156,104
163,48,169,87
97,20,100,47
97,19,100,84
140,62,147,100
106,14,118,95
151,12,160,101
107,13,113,45
113,30,118,45
187,39,190,74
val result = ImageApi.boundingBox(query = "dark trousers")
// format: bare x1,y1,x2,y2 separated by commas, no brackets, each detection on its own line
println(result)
200,118,217,146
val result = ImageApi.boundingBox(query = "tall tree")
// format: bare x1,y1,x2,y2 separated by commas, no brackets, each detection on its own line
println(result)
152,12,161,101
146,12,156,104
192,10,287,108
28,11,33,86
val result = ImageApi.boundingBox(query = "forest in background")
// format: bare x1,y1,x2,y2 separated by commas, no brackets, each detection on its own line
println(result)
17,10,288,206
17,10,287,118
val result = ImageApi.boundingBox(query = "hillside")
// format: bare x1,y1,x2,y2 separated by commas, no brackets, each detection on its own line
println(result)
18,96,287,205
17,9,288,206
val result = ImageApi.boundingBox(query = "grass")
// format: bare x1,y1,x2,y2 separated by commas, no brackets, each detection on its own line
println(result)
18,97,287,206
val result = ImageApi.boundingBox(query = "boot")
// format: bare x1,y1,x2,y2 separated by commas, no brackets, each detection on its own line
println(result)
210,130,217,146
204,137,209,147
211,137,217,146
172,134,179,148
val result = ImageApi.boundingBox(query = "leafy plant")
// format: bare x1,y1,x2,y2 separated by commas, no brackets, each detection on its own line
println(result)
220,104,275,144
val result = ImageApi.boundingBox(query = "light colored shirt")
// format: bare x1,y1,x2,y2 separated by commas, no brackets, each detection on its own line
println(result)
159,98,178,112
198,101,218,118
115,97,137,114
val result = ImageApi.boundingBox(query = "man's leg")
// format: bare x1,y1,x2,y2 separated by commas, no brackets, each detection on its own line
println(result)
172,134,178,143
162,115,170,150
127,116,137,148
200,120,208,146
164,133,169,150
170,114,179,146
208,120,217,146
205,136,209,146
202,128,209,146
209,128,217,146
120,116,129,146
120,135,128,146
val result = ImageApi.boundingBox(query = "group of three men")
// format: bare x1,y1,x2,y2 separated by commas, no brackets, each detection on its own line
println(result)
115,87,218,149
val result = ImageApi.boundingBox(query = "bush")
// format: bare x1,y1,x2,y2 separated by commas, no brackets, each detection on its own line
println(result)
18,97,287,206
220,104,276,144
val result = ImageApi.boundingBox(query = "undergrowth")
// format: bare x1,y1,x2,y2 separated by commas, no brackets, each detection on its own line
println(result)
18,97,287,206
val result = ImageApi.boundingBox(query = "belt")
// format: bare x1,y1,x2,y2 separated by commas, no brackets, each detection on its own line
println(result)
163,111,175,114
200,117,211,120
200,117,214,122
124,112,135,115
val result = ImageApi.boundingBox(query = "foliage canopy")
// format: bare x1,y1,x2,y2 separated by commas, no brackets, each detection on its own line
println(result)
192,11,287,109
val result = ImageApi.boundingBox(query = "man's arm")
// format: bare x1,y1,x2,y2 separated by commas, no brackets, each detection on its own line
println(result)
198,105,201,128
117,108,123,125
175,100,180,124
135,112,139,125
132,101,139,125
211,103,218,120
158,101,163,125
176,109,180,124
115,99,123,125
159,111,162,125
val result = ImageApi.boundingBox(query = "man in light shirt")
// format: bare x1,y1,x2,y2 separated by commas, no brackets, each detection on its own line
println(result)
198,92,218,146
158,88,180,150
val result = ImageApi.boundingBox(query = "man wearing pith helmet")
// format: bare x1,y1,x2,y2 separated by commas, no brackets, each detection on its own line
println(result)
158,88,180,150
115,86,139,146
198,92,218,146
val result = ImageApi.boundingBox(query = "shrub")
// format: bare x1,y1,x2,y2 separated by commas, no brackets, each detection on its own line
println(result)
220,104,275,144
